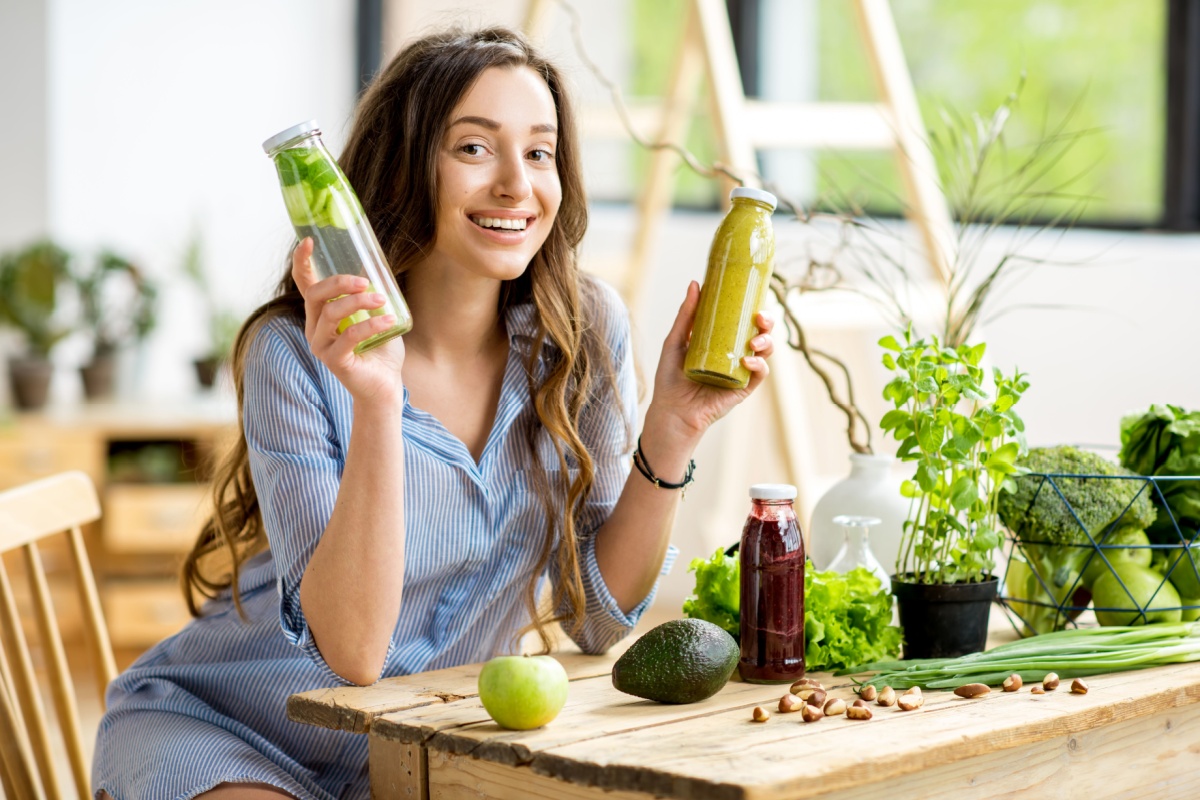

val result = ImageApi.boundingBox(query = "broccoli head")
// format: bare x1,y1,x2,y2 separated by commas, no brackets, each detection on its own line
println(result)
998,446,1157,633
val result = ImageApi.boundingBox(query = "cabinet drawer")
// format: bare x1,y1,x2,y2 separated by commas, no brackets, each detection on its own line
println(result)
105,484,210,553
0,434,103,490
104,580,192,648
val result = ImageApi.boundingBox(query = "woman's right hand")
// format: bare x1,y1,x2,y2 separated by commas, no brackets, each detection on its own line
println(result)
291,237,406,405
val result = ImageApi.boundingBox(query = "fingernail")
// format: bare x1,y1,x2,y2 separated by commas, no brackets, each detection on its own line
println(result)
353,277,369,289
751,335,766,348
370,293,385,304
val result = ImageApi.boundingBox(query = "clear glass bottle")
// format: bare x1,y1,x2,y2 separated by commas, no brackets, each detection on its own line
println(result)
684,187,777,389
827,515,890,589
739,483,805,684
262,120,412,353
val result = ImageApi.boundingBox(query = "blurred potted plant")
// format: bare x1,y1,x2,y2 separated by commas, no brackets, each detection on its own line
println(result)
0,241,76,409
74,250,158,400
878,326,1029,658
182,233,239,389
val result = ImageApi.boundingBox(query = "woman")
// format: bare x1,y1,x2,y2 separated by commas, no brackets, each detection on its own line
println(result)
93,26,773,799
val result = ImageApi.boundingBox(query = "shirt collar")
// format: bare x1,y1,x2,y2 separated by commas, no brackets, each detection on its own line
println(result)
504,302,558,359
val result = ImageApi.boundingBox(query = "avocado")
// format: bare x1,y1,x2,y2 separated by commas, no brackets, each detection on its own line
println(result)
611,618,739,704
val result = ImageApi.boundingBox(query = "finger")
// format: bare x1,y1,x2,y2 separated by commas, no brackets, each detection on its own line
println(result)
748,332,775,359
742,354,771,392
291,238,318,294
326,313,399,360
754,311,775,334
663,280,701,353
310,292,388,346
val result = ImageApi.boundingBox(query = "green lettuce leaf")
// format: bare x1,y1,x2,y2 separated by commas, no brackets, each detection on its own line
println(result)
681,548,903,670
804,566,903,672
681,548,740,637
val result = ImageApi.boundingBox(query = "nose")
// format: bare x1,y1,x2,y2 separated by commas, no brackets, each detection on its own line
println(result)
493,150,532,202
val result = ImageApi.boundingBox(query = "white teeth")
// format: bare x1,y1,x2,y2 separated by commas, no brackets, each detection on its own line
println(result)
472,216,527,231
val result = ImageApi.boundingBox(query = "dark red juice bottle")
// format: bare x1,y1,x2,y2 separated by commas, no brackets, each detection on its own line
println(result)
739,483,805,683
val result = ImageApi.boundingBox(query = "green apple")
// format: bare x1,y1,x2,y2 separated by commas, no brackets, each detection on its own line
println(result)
1080,526,1153,589
1163,544,1200,600
477,654,569,730
1091,562,1181,626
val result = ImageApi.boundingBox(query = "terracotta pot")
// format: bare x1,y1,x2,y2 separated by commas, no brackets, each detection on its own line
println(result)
8,356,53,410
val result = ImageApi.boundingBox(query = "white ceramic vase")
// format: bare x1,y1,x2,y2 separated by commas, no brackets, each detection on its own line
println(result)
808,454,909,573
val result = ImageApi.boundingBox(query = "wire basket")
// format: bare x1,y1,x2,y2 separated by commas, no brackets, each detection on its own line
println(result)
997,472,1200,635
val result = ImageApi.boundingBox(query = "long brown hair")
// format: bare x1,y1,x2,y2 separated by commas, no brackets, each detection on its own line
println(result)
182,27,619,654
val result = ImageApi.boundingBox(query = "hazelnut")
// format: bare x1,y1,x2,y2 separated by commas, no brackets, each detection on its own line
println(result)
1043,673,1060,691
752,706,770,722
1002,674,1023,692
1071,678,1089,695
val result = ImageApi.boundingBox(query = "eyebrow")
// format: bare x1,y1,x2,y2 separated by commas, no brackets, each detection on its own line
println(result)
449,115,557,135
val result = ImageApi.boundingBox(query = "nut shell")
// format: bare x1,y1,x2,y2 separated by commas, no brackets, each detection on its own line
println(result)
801,703,824,723
1071,678,1089,695
823,698,847,716
1043,673,1060,691
858,685,878,702
752,706,770,722
778,694,803,713
846,705,873,720
1002,674,1023,692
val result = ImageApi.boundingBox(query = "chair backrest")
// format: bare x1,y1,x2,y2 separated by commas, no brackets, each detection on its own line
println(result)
0,471,116,800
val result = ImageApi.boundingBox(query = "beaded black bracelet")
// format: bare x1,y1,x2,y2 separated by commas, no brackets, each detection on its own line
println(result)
632,435,696,498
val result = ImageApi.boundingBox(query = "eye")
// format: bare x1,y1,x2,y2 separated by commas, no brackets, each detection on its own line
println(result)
527,148,555,163
460,143,486,157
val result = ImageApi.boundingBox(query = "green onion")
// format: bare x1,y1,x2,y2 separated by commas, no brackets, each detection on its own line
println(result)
845,623,1200,690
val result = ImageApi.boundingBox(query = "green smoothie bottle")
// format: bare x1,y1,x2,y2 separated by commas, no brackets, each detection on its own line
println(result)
684,187,777,389
263,121,413,353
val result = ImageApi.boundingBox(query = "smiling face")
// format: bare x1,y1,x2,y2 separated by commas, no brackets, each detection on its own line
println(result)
425,65,562,285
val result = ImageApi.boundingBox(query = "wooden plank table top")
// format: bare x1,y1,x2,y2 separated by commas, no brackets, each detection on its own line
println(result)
288,613,1200,799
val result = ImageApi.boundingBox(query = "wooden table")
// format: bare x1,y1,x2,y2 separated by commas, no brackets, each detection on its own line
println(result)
288,617,1200,799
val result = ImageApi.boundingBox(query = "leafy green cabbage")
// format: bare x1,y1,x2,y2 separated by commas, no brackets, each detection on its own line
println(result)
682,548,903,671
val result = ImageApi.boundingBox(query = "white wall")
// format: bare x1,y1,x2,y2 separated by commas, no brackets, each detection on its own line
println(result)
1,0,356,401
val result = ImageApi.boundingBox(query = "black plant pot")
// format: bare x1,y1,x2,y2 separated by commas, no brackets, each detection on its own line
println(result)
8,356,53,410
194,356,220,390
892,574,998,659
80,354,117,400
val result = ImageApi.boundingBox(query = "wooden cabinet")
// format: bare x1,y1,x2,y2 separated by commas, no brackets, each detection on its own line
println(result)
0,397,238,652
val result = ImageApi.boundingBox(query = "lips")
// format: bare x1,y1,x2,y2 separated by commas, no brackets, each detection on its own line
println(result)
468,213,535,241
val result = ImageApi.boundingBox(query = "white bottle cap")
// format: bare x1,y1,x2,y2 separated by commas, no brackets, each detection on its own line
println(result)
750,483,797,500
730,186,777,211
263,120,321,154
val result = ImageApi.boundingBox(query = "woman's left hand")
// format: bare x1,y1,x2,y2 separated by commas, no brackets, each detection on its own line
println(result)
648,280,775,444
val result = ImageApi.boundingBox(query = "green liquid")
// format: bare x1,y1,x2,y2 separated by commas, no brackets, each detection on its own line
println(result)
684,198,775,389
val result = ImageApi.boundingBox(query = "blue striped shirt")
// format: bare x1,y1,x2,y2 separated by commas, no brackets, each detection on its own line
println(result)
93,280,676,799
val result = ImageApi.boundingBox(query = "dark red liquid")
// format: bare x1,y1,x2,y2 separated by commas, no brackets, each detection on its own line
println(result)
739,499,805,683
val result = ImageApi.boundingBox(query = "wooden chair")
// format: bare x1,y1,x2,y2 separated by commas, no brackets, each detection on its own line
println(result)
0,471,117,799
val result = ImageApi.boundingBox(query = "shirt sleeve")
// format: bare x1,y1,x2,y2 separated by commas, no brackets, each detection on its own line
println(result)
242,319,385,685
556,281,679,655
